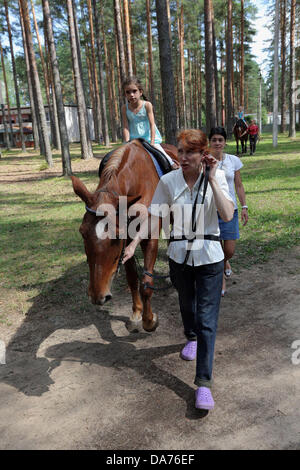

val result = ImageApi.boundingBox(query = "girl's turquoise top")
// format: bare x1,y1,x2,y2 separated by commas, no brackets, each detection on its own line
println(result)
126,102,162,144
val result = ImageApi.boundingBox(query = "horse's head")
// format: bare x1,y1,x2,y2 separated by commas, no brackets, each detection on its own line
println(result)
71,175,140,306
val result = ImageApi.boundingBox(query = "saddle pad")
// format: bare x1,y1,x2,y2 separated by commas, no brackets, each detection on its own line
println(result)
143,148,164,178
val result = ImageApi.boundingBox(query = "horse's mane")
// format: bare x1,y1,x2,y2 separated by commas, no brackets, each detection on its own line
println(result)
101,140,143,183
101,145,127,183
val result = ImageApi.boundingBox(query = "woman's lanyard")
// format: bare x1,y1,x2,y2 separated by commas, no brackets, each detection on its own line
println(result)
169,167,220,268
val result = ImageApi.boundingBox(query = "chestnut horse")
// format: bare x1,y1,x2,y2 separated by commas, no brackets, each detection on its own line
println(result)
71,139,178,333
233,119,248,156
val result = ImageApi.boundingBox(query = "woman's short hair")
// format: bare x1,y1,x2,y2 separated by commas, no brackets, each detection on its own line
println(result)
177,129,208,153
209,127,227,141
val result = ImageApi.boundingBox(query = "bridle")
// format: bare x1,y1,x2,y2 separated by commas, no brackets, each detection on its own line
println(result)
84,188,171,289
85,187,126,274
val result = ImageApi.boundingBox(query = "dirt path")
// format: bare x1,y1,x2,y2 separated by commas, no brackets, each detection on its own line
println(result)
0,153,300,450
1,247,300,450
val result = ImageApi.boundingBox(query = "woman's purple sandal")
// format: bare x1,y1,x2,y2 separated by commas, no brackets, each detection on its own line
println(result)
195,387,215,410
180,340,197,361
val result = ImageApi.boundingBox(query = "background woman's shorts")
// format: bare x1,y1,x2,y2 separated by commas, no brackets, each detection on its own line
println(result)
218,209,240,240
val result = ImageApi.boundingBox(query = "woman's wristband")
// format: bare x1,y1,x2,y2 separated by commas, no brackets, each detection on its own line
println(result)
242,205,248,210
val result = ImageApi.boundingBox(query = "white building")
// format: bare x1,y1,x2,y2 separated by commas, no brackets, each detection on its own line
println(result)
267,110,300,125
1,104,95,144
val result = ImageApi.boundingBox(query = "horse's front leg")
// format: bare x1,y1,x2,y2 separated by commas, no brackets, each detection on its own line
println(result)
140,238,159,332
124,255,143,333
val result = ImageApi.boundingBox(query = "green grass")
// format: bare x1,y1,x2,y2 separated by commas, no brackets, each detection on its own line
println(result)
225,133,300,269
0,134,300,296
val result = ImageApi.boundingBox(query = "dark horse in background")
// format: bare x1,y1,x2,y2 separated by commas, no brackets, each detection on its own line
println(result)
71,139,178,333
233,118,248,156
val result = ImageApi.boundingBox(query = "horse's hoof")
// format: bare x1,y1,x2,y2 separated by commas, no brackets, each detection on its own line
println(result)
126,318,143,333
143,313,159,332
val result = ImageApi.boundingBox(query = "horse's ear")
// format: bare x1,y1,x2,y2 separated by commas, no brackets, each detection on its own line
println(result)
71,175,93,206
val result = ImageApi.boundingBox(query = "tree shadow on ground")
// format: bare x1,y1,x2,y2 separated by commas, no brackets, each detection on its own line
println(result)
1,262,206,420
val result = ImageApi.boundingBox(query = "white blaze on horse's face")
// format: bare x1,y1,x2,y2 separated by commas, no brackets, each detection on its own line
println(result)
95,203,117,240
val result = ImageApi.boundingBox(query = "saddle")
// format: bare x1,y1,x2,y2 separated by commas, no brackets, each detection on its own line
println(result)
136,138,173,174
98,139,173,178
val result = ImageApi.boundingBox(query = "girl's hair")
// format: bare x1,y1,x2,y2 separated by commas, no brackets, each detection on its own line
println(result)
122,75,149,101
208,127,227,141
177,129,208,153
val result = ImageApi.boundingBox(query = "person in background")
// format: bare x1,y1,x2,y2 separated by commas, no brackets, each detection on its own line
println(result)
209,126,249,296
122,129,234,411
247,119,260,155
121,75,179,169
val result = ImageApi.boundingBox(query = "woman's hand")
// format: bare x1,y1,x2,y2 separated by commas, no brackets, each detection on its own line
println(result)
241,207,249,226
201,153,218,180
122,240,138,264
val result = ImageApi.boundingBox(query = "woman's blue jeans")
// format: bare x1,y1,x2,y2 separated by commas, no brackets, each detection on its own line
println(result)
169,258,223,388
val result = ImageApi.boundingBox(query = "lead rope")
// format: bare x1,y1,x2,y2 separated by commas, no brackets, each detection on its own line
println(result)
182,166,210,268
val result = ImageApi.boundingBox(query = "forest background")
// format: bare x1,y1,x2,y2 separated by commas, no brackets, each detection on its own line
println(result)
0,0,299,174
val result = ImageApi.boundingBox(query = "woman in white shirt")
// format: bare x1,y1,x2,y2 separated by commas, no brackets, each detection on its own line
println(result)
122,129,234,411
209,127,249,296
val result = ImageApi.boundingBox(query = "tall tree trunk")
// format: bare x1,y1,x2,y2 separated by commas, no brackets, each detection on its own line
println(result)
73,0,95,145
0,43,12,148
20,0,39,150
93,0,110,146
20,0,53,165
114,0,126,85
240,0,245,108
87,0,102,143
4,0,26,152
1,104,10,149
66,0,93,159
198,34,203,129
204,0,216,134
273,0,280,147
0,81,9,149
79,0,98,142
178,1,187,127
128,1,137,75
146,0,156,107
123,0,133,76
226,0,234,136
45,34,62,151
221,48,225,127
211,2,219,125
280,0,287,133
30,0,58,149
188,47,192,126
155,0,177,144
103,23,117,141
166,0,172,41
230,4,235,114
289,0,296,138
114,0,126,130
42,0,72,175
114,23,123,137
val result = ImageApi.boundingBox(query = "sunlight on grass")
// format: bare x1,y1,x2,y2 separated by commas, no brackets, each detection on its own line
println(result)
0,134,300,293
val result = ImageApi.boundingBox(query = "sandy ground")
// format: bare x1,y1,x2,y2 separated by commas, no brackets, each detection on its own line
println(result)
0,152,300,450
1,248,300,450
